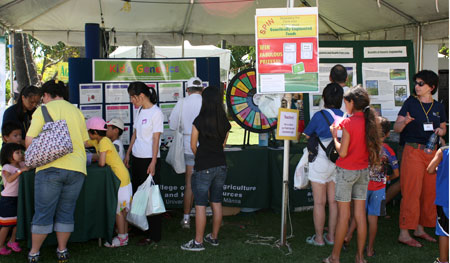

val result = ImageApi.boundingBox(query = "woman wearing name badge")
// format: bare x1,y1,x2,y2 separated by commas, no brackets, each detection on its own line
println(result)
3,85,42,141
125,81,164,246
303,83,344,247
394,70,447,247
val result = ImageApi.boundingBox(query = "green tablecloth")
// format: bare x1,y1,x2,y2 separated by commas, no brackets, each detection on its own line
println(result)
16,164,121,247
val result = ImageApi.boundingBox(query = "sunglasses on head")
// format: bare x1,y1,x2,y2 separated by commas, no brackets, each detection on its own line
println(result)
415,81,425,87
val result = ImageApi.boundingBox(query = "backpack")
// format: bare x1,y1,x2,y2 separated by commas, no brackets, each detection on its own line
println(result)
318,110,339,163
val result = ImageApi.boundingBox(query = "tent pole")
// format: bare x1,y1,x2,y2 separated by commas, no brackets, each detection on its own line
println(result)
8,31,13,100
182,35,185,58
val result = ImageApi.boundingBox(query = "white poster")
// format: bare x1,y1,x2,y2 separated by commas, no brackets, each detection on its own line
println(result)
319,47,354,59
158,82,183,102
0,37,6,128
106,104,131,124
309,63,357,117
79,83,103,104
364,46,407,58
105,83,129,103
362,62,410,121
121,125,130,145
80,104,102,119
160,103,176,123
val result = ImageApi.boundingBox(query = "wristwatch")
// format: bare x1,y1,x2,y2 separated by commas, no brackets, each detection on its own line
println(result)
17,169,22,174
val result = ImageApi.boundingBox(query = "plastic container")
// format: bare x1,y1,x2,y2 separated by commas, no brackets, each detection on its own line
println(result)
424,133,438,154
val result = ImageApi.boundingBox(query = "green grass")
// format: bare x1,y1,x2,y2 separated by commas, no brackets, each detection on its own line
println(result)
2,205,438,263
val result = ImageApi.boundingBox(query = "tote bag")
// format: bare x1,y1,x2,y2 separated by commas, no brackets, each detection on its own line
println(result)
25,105,73,167
166,99,186,173
145,177,166,216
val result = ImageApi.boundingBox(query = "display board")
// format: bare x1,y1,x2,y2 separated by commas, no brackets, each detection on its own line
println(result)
304,40,415,122
255,7,319,94
69,57,220,146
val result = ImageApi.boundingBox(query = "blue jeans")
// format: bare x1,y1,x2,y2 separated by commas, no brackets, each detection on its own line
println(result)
31,167,85,234
192,165,227,206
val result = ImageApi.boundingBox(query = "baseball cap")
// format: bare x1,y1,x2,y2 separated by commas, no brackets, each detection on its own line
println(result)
86,117,107,131
187,77,202,88
107,118,124,130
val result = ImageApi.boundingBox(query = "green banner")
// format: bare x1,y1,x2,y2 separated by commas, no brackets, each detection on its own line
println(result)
93,59,196,82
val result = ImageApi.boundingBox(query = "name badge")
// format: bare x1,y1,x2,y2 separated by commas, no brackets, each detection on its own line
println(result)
423,122,434,131
337,130,343,138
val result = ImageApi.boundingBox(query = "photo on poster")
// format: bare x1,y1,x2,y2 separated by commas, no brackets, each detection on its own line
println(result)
158,82,183,102
371,104,382,116
394,85,408,106
365,80,379,95
121,125,130,145
345,67,354,88
389,69,407,80
312,95,321,107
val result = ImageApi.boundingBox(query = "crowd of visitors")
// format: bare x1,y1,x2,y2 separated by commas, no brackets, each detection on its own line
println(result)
0,68,447,263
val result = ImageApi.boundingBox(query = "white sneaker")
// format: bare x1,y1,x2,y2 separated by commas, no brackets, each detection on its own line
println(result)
206,206,213,217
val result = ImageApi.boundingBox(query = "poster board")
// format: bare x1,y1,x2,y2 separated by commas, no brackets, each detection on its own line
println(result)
69,57,220,146
304,40,415,122
255,7,319,94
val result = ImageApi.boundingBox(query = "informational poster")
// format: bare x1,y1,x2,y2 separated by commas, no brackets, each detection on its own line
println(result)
93,59,196,82
121,125,130,145
162,124,175,146
160,103,176,123
80,104,102,119
158,82,183,102
362,62,410,121
105,83,130,103
105,104,131,124
79,84,103,104
364,46,407,58
309,63,357,117
319,47,354,59
255,7,319,93
276,108,299,140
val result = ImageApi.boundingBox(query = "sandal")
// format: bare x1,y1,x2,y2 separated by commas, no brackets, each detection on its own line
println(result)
414,233,437,242
7,241,21,252
323,256,337,263
398,238,423,248
104,235,128,247
365,247,375,257
323,233,334,245
306,235,325,246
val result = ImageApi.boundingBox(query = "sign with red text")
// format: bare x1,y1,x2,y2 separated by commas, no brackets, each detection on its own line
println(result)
93,59,196,82
255,7,319,94
276,108,299,140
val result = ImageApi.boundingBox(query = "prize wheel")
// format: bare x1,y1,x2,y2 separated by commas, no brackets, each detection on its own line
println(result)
226,68,277,133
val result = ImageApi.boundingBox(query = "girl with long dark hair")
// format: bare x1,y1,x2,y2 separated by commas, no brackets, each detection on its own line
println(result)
324,85,381,263
181,86,231,251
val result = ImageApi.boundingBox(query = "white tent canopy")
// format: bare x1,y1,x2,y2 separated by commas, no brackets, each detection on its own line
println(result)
0,0,448,46
109,41,231,81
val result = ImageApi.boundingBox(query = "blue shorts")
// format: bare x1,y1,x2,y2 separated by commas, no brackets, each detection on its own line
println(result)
31,167,85,234
366,188,386,216
436,205,449,237
184,154,195,167
192,165,227,206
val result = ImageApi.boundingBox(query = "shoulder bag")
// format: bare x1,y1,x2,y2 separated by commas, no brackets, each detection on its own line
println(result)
165,99,186,174
318,110,339,163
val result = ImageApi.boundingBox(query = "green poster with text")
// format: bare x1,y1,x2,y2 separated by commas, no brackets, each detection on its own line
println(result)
93,59,196,82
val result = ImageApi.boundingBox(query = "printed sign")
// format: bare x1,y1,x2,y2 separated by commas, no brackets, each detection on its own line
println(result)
276,108,299,140
79,84,103,104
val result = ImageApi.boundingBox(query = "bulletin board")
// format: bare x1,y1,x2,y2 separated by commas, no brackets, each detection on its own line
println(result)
68,57,220,146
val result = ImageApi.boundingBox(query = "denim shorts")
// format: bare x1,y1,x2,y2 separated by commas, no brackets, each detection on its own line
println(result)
192,165,227,206
366,188,386,216
335,167,369,202
31,167,85,234
184,154,195,167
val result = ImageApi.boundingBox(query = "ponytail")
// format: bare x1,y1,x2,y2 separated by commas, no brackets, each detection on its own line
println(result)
344,85,382,165
128,81,158,104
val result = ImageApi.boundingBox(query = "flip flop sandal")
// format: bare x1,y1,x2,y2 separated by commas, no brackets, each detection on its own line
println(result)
323,256,336,263
414,233,437,242
306,235,325,246
323,233,334,245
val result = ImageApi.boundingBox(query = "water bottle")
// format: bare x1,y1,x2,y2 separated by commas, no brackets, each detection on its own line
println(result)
424,133,438,154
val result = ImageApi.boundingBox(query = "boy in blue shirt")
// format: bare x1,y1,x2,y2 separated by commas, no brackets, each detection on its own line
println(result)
427,146,449,263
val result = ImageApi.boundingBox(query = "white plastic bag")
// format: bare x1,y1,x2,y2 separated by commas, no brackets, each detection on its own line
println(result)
126,211,148,231
145,177,166,216
294,147,310,189
166,99,186,174
130,176,152,216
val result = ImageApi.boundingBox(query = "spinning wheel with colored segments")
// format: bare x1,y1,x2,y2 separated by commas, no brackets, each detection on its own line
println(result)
226,68,277,133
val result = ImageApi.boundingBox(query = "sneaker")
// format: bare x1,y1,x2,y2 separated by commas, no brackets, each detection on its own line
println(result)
0,247,11,255
180,239,205,251
56,248,69,263
104,236,128,247
7,241,21,252
205,206,213,216
204,233,219,246
181,218,190,229
28,252,40,262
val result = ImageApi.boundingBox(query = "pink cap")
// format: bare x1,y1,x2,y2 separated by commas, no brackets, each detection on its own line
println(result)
86,117,107,131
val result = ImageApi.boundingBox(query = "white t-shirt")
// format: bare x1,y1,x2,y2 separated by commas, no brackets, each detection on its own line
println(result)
113,139,125,160
341,85,349,115
132,105,164,158
169,93,202,154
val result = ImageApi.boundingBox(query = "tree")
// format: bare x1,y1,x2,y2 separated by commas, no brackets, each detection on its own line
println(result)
13,33,39,91
228,46,255,74
28,36,80,80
